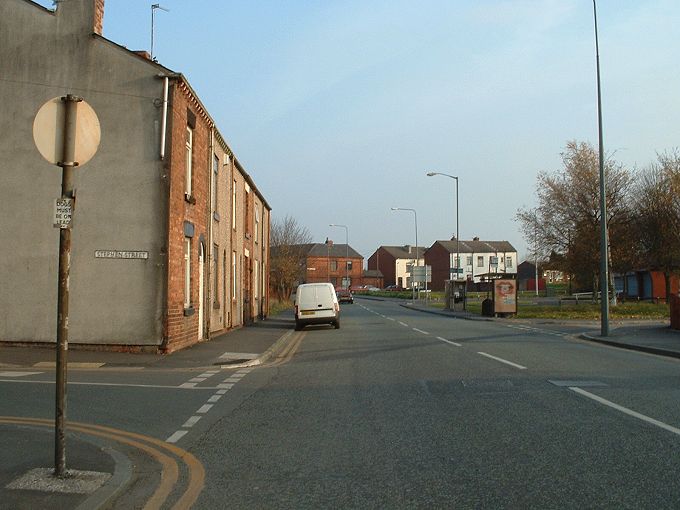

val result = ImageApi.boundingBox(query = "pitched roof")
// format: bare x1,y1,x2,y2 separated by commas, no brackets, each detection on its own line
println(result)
380,245,426,259
299,243,364,259
432,240,516,254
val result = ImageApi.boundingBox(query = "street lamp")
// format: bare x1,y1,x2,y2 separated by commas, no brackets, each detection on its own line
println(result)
329,224,349,289
593,0,610,337
391,207,418,302
427,172,459,280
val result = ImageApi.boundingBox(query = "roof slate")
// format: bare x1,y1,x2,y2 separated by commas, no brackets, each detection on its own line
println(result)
432,240,516,254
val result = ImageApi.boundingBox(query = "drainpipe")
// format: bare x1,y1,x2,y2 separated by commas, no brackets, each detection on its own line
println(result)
207,128,214,340
160,76,169,160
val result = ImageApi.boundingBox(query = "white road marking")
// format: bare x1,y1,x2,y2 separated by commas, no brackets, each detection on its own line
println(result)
217,383,234,389
387,317,395,321
196,404,213,414
398,321,409,327
0,371,43,377
216,389,229,395
437,336,462,347
34,362,105,369
166,430,188,443
223,377,241,383
179,382,197,388
182,416,202,428
477,352,527,370
413,328,429,335
570,387,680,437
188,377,207,383
207,394,222,403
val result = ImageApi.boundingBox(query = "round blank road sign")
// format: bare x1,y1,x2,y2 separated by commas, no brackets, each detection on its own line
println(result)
33,96,101,167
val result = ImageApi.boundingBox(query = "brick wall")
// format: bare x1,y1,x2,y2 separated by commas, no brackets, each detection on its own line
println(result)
424,243,450,291
164,82,211,353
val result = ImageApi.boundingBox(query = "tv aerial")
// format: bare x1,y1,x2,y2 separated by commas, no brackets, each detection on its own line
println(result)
151,3,170,61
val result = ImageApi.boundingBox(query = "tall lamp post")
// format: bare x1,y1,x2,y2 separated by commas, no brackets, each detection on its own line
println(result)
593,0,609,336
391,207,418,302
329,224,349,289
427,172,459,280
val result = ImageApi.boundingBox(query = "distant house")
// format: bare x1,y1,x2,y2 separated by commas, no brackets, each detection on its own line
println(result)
615,271,679,301
424,238,517,291
361,269,384,289
367,245,425,289
517,261,545,291
300,243,364,289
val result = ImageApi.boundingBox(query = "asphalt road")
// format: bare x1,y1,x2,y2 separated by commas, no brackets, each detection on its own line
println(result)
3,298,680,508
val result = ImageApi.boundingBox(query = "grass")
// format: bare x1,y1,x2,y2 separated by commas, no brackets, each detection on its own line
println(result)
426,299,669,320
269,299,293,316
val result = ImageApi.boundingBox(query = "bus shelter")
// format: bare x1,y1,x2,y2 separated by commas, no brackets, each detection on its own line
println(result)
478,273,518,317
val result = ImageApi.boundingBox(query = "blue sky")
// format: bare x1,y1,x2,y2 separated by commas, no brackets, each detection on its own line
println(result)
40,0,680,261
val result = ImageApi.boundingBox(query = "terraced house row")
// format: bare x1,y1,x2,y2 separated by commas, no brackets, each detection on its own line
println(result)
0,0,271,352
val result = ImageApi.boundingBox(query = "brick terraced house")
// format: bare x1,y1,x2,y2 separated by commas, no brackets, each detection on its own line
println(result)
0,0,270,352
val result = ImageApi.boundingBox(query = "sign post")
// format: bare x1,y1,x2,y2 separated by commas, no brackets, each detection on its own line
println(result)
33,95,100,477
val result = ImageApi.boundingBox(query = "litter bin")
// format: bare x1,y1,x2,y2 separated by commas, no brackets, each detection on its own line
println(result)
482,298,494,317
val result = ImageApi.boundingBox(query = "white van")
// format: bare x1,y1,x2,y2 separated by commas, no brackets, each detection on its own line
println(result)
294,283,340,331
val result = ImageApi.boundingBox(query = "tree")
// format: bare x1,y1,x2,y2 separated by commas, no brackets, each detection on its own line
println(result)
633,150,680,302
269,215,312,301
517,141,633,297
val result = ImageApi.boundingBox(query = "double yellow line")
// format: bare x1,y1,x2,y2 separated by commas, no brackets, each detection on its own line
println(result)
268,330,305,366
0,417,204,510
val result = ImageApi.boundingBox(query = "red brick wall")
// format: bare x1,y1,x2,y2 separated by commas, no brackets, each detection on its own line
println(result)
425,243,451,291
368,248,396,287
164,82,211,352
305,255,363,287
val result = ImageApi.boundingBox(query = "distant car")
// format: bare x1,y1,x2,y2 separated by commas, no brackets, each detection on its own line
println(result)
384,285,403,291
366,286,381,292
336,288,354,304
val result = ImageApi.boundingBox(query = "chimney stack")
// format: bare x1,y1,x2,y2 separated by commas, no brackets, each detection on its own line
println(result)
93,0,104,35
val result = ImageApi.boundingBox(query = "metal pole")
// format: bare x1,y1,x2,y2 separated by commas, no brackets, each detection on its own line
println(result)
414,210,418,303
55,94,80,477
455,176,459,281
593,0,609,336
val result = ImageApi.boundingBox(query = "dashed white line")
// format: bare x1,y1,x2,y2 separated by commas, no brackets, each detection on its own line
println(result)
197,404,213,414
207,394,222,403
217,383,234,389
182,416,202,428
570,387,680,437
437,336,462,347
398,321,409,327
413,328,429,335
387,317,395,321
166,430,188,443
477,352,527,370
179,382,197,388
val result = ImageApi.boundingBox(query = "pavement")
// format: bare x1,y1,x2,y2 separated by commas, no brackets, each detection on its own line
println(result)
0,314,297,510
3,304,680,509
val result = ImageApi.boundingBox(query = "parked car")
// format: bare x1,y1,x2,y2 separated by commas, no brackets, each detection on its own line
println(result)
336,288,354,304
384,285,403,291
294,283,340,330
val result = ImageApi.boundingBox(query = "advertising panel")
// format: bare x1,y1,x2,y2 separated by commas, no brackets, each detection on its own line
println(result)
494,279,517,314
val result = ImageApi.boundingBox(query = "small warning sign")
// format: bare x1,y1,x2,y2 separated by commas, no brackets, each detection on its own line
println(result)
53,198,73,229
